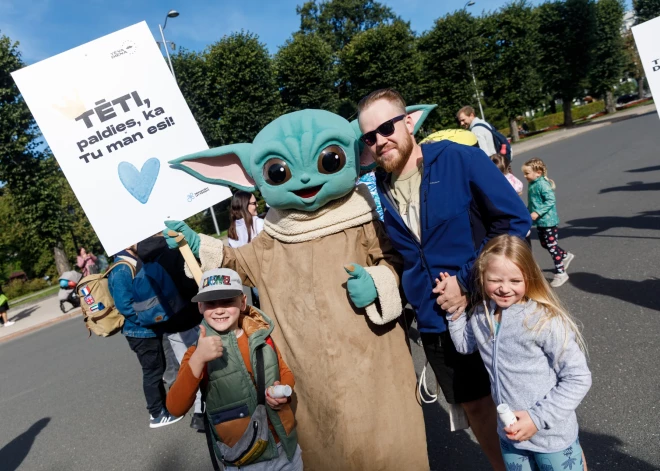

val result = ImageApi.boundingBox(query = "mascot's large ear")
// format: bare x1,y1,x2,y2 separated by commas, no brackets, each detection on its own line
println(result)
169,143,256,192
406,105,438,135
350,118,377,172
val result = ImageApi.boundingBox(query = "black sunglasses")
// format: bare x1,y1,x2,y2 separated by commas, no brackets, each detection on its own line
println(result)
360,114,406,146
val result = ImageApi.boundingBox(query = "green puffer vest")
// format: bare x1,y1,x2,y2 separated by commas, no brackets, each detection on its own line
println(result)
202,311,298,464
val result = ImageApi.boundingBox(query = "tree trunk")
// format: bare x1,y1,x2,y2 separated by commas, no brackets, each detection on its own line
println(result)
605,91,616,114
509,118,520,143
549,99,557,114
562,100,573,128
638,76,646,98
54,242,71,275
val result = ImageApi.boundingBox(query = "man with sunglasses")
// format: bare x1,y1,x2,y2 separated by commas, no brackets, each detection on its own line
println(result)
358,89,531,471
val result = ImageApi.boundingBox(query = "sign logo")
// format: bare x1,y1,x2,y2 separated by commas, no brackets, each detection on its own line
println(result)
111,40,137,59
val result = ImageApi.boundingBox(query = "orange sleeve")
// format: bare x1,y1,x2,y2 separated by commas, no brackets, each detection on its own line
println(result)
273,341,295,389
166,345,206,417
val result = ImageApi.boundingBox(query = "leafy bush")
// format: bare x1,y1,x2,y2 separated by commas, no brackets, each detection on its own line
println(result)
524,101,606,132
2,278,49,300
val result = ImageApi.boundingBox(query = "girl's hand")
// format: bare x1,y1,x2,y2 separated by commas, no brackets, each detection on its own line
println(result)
530,212,539,221
503,410,538,441
265,381,288,410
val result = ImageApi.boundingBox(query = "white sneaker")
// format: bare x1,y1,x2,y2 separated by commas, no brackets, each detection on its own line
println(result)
562,253,575,271
550,273,569,288
149,410,183,429
4,321,15,327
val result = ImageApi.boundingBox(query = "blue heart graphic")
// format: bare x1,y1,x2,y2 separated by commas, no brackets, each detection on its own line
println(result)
118,158,160,204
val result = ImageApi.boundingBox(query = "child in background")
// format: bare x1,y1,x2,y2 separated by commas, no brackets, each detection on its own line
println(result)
446,235,591,471
166,268,302,471
491,154,523,197
522,158,574,287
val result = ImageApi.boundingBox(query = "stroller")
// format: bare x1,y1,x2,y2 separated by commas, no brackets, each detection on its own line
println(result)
59,271,82,313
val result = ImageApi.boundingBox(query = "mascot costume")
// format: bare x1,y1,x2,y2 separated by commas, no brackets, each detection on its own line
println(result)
164,106,435,470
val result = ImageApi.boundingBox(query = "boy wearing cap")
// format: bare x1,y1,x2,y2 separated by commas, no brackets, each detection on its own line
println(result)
166,268,302,470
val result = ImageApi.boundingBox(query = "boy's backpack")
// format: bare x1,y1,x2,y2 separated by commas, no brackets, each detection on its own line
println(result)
132,256,187,327
76,260,135,337
472,122,512,164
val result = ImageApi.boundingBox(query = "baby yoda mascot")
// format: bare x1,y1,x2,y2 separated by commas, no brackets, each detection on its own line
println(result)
165,107,434,470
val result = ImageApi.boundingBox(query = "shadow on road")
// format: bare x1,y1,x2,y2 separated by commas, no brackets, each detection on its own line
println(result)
581,428,659,470
626,164,660,173
569,272,660,312
9,306,40,323
599,180,660,194
562,211,660,239
0,417,51,471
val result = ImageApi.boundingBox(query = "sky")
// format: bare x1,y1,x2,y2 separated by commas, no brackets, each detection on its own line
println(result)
2,0,531,65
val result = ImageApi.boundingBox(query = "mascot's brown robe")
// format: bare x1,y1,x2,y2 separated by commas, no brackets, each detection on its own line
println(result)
189,185,429,471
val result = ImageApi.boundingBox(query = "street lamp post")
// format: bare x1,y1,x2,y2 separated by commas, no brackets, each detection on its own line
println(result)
158,9,221,236
464,1,485,120
159,10,179,80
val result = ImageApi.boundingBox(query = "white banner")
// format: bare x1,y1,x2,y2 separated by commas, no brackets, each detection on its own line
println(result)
633,17,660,119
12,21,231,255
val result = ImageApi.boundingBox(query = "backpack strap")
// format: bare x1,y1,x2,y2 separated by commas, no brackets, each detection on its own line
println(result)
256,346,266,406
201,384,222,471
105,259,136,278
471,122,495,133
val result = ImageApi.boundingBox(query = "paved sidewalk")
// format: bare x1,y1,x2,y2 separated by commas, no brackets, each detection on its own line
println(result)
0,295,81,343
513,103,657,155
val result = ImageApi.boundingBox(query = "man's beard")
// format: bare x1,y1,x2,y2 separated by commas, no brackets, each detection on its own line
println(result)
375,133,414,174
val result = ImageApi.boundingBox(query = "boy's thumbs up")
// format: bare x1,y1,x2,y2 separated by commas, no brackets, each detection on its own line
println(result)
199,325,207,338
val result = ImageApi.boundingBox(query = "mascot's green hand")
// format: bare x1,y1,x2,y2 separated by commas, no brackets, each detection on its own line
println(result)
344,263,378,308
163,220,201,257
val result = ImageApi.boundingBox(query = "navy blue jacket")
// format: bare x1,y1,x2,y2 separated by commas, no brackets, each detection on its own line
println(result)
376,141,532,333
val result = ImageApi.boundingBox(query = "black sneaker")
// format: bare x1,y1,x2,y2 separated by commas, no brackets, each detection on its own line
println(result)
190,413,205,432
149,409,183,429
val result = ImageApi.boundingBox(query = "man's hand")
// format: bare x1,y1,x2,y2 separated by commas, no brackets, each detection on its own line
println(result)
530,212,539,221
432,273,468,318
503,410,538,442
265,381,289,410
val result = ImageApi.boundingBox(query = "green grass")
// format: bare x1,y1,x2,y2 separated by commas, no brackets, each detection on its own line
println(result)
9,285,60,308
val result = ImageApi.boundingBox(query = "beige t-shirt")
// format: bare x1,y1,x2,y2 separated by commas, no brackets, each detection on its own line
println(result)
390,164,423,240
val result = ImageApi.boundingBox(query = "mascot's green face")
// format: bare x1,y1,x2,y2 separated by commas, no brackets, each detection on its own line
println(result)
170,106,435,212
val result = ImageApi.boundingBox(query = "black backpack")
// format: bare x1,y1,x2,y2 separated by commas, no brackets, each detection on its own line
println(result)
472,122,512,165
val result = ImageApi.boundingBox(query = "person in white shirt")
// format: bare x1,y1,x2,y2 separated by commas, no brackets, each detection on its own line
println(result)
457,105,497,157
227,191,264,248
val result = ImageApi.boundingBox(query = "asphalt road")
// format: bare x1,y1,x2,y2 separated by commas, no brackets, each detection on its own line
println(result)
1,112,659,470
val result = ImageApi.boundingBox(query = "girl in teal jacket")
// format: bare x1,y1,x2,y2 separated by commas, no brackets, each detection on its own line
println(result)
522,158,575,288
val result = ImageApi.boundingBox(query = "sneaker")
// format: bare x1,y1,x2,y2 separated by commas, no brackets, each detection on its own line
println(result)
562,253,575,271
190,413,205,431
149,409,183,429
550,272,569,288
4,321,15,327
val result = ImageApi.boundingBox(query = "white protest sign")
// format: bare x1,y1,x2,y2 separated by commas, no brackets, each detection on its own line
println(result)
12,21,231,255
633,17,660,120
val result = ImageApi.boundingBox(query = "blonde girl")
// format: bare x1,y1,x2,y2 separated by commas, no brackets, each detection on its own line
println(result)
522,158,574,287
447,235,591,471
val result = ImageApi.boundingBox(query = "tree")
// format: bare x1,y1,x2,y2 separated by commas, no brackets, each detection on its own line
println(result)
418,11,484,130
623,31,646,98
274,33,339,113
297,0,397,52
589,0,627,114
171,48,221,146
537,0,597,127
0,33,72,275
633,0,660,23
205,32,282,145
340,21,422,109
480,1,544,141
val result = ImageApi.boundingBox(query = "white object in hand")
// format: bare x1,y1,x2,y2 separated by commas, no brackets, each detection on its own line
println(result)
497,403,517,427
267,385,292,398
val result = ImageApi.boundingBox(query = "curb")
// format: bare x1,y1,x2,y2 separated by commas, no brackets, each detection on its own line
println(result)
0,309,82,344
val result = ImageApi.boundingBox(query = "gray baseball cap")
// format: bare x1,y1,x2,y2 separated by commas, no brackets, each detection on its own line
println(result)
192,268,244,302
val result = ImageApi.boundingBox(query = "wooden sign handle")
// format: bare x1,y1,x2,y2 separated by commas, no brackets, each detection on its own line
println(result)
167,230,203,284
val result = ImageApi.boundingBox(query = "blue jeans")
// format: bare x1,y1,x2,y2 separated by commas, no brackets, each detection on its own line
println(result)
501,438,584,471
